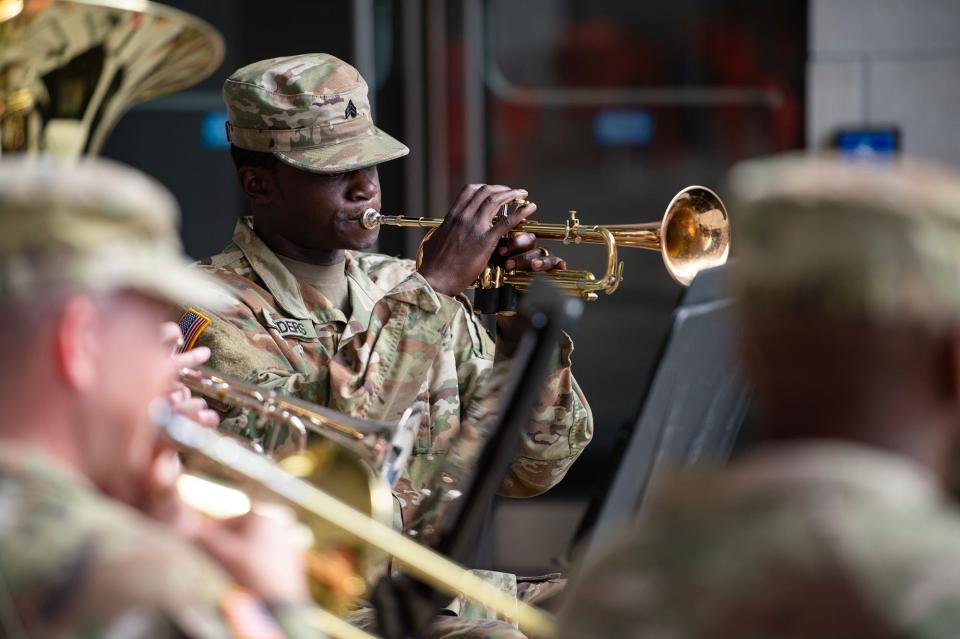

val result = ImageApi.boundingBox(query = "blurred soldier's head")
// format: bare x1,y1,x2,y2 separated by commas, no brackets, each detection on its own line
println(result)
222,53,409,252
0,156,225,498
731,154,960,476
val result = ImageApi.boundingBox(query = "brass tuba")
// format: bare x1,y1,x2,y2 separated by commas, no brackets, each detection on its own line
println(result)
361,185,730,299
0,0,224,155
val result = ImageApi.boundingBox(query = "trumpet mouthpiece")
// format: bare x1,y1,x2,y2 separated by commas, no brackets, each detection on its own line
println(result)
361,208,380,230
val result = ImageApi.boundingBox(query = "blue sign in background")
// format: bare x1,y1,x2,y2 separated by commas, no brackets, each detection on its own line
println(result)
593,109,655,147
201,111,230,150
836,129,899,157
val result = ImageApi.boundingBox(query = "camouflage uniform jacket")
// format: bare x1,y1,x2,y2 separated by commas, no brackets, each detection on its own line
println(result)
560,441,960,638
0,444,317,638
191,218,593,525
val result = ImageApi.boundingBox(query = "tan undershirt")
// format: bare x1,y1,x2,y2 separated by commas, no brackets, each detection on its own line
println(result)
276,254,350,313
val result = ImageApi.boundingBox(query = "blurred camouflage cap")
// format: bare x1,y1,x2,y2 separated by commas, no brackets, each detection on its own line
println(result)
223,53,409,173
730,153,960,328
0,155,229,309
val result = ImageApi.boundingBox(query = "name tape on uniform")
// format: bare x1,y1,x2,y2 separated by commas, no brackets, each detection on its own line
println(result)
262,309,317,340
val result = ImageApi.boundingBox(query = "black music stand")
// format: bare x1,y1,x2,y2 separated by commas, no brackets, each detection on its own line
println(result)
568,263,750,570
372,280,583,639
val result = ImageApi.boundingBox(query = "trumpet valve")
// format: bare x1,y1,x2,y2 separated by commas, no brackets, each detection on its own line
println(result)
475,265,505,290
492,199,531,227
563,211,581,244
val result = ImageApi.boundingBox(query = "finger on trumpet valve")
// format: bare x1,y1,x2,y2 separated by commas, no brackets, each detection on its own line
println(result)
491,198,533,227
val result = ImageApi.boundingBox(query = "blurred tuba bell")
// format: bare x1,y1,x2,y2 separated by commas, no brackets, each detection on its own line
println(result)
0,0,224,155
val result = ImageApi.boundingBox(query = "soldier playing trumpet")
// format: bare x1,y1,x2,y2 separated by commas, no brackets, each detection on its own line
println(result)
178,53,594,637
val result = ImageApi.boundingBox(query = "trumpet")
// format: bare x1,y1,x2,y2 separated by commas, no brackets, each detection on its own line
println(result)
361,185,730,299
158,408,557,638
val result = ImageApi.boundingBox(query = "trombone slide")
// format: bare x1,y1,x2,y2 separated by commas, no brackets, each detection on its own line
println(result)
159,410,557,638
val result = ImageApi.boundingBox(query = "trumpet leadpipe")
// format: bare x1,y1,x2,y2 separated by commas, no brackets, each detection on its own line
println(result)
360,209,438,230
360,199,532,232
361,208,658,248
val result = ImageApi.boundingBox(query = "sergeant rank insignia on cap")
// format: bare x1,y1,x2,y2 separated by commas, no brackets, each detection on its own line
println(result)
176,307,211,354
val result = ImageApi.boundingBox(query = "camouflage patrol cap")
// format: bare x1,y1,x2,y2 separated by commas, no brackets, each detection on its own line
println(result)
731,153,960,328
0,155,228,309
223,53,409,173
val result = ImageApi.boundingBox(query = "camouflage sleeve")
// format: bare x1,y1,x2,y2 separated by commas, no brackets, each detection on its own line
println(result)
500,333,593,496
451,298,594,497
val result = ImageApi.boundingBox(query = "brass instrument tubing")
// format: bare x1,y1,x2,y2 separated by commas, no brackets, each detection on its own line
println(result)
164,416,557,637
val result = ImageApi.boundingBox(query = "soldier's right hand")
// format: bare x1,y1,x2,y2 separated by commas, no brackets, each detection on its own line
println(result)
418,184,537,297
195,509,311,605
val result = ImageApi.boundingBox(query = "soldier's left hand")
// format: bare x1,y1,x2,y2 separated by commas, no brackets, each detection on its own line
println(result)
137,325,221,531
497,233,566,273
161,321,219,428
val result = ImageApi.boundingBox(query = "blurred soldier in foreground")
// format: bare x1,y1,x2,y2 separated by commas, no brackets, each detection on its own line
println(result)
0,157,316,638
560,154,960,638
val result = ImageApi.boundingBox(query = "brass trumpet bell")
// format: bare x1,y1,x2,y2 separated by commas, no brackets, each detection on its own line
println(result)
0,0,224,155
361,185,730,300
606,185,730,286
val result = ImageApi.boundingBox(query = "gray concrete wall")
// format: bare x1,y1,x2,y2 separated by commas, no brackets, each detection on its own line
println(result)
809,0,960,165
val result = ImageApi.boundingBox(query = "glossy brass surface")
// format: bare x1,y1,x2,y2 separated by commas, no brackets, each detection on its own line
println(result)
0,0,224,155
160,411,557,638
178,366,416,474
361,185,730,298
176,367,423,617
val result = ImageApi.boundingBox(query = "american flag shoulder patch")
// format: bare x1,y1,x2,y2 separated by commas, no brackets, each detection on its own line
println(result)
220,587,285,639
176,307,211,354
